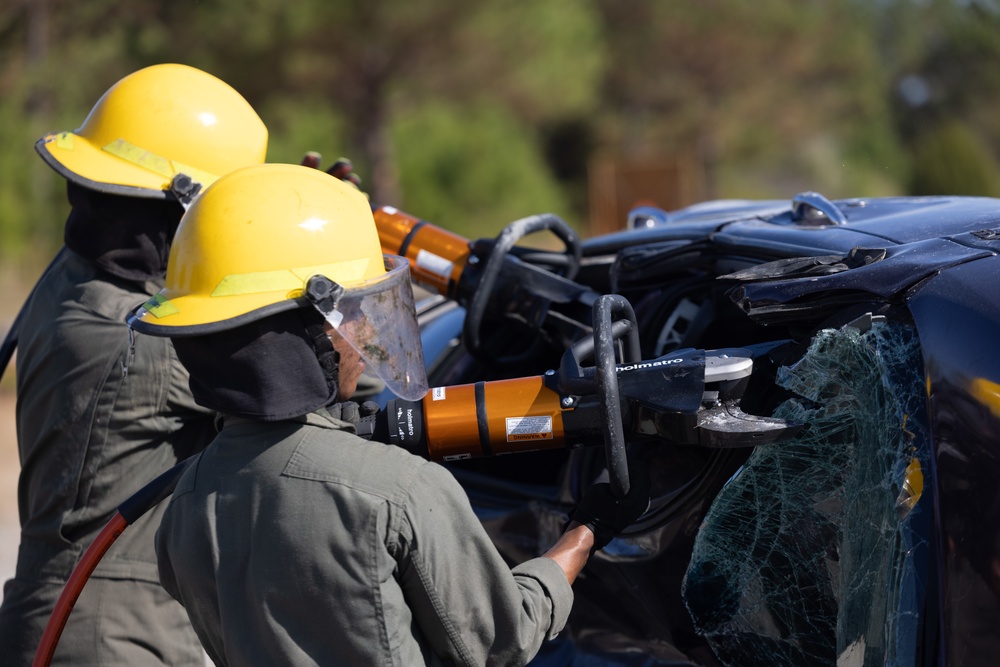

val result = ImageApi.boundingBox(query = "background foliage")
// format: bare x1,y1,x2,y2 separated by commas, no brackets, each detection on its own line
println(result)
3,0,1000,270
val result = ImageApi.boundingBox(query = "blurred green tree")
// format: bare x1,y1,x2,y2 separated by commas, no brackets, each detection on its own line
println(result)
4,0,1000,271
0,0,172,266
393,102,570,237
157,0,604,222
0,0,602,266
909,120,1000,196
885,0,1000,196
593,0,907,200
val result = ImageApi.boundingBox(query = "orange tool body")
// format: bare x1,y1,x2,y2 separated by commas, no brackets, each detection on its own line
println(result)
420,376,568,460
375,206,470,297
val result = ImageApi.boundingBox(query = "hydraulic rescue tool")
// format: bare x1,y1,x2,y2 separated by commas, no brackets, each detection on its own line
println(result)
359,293,798,496
31,294,798,665
375,206,600,364
299,154,597,364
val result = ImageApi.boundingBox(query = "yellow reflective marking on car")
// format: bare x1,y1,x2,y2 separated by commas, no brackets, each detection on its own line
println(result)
895,457,924,519
969,377,1000,419
903,457,924,501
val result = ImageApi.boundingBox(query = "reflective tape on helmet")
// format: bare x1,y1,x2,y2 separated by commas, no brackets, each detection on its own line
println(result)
103,139,174,178
142,294,179,319
102,138,216,190
210,259,373,298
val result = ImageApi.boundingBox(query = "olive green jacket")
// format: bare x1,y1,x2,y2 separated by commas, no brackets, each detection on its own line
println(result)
157,410,574,666
0,249,214,666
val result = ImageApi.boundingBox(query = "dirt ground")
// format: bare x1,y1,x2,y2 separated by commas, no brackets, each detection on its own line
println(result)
0,273,32,597
0,272,35,600
0,391,22,597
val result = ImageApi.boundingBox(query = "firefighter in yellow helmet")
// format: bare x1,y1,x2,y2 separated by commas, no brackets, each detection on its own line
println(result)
128,163,648,666
0,64,267,666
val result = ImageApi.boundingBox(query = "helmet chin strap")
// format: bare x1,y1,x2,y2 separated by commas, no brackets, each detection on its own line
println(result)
303,313,341,403
303,275,350,402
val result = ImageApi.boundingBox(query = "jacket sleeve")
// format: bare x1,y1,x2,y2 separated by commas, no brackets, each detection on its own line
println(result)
393,461,574,667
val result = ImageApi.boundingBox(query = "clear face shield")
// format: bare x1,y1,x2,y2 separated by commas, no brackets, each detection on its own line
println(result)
305,255,428,401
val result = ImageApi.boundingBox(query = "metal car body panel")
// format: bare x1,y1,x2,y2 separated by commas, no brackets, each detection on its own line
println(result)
907,257,1000,666
410,193,1000,666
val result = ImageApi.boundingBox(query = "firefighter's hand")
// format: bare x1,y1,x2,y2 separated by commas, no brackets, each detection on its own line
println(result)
299,152,363,189
570,460,650,552
328,400,380,426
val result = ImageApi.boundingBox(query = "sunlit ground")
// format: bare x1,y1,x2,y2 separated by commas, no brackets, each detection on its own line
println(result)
0,391,20,599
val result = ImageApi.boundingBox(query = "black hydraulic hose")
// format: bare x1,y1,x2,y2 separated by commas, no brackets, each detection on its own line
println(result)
32,456,195,667
116,456,195,524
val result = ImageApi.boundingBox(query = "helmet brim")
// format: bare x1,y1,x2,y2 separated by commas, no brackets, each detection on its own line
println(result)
129,256,401,337
36,133,203,199
129,289,304,337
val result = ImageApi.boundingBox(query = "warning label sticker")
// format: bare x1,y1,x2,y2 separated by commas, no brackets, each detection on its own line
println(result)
432,387,446,401
505,416,553,442
416,249,454,279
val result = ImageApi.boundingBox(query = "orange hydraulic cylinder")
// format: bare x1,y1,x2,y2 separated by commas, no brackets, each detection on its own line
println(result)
374,205,470,297
421,376,567,461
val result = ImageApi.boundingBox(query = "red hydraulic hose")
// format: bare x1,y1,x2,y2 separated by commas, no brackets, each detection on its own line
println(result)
31,512,127,667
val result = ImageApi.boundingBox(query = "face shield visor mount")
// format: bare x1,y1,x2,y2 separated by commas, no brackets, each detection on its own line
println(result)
168,173,203,209
304,255,428,402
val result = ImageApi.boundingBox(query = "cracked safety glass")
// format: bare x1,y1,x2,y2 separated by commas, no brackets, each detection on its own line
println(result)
682,320,930,667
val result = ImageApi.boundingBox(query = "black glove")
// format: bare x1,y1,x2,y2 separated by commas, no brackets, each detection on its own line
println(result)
299,152,363,189
328,400,380,426
571,459,651,552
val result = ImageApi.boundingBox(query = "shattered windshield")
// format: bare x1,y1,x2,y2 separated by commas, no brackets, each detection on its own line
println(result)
683,320,930,667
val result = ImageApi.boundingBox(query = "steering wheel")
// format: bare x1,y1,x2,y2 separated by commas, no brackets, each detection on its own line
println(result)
462,213,582,363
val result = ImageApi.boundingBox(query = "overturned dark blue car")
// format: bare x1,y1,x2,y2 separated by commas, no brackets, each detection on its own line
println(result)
376,190,1000,667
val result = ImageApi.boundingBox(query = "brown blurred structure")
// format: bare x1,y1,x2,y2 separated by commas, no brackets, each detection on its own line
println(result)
588,152,705,235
